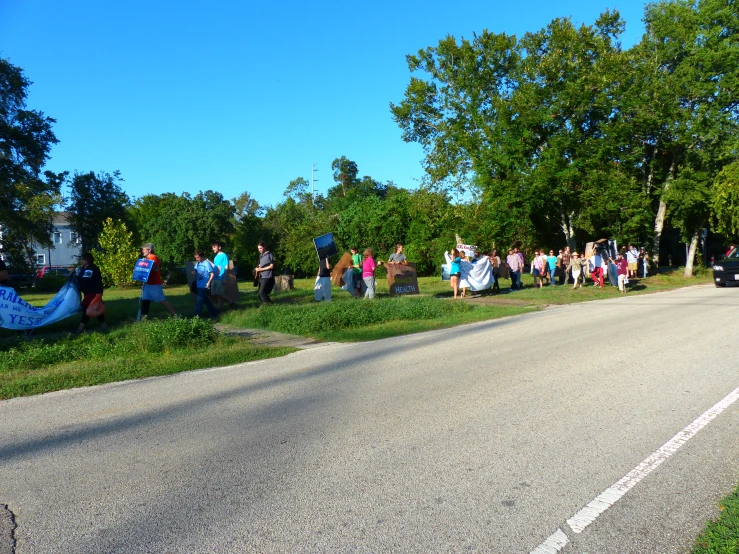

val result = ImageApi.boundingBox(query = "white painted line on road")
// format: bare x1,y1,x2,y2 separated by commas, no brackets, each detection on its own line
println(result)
530,528,569,554
531,384,739,553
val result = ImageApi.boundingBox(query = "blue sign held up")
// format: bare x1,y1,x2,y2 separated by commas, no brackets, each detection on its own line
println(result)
132,258,154,282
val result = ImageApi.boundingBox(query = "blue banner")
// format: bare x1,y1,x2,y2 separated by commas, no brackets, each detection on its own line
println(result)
0,277,81,330
132,258,154,282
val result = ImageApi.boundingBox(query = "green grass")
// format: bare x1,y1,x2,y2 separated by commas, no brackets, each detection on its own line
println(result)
0,317,294,400
693,488,739,553
218,268,713,341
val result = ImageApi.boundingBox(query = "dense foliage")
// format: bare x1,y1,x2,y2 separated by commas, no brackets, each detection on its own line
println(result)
3,0,737,279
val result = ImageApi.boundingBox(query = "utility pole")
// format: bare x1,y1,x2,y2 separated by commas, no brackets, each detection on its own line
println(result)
311,163,319,202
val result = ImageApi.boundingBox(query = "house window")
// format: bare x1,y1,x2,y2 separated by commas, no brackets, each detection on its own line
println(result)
53,232,63,244
36,254,46,265
70,232,80,244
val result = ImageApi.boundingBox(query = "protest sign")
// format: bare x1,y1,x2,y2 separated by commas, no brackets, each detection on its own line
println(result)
0,279,81,330
331,252,354,287
386,263,419,296
132,258,154,282
456,244,477,258
314,233,338,260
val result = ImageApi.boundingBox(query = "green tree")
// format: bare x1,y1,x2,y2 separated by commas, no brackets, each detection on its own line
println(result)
232,191,261,220
712,161,739,238
128,191,235,263
95,218,139,287
66,170,129,252
0,58,65,269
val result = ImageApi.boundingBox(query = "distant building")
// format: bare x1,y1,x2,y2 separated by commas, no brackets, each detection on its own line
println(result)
30,212,82,268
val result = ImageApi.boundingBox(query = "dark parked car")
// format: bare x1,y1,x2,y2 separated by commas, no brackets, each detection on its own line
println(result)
712,248,739,287
36,266,73,279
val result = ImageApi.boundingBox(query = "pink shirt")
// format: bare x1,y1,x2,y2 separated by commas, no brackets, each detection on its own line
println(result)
362,257,376,278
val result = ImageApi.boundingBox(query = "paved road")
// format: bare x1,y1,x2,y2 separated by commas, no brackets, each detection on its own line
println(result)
1,285,738,553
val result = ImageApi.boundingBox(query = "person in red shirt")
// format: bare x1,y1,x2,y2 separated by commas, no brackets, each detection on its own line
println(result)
615,252,629,294
140,243,177,318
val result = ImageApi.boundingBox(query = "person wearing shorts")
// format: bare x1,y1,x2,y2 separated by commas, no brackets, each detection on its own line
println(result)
140,243,177,318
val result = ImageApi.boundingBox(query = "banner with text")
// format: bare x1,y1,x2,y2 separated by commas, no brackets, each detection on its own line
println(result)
0,278,81,330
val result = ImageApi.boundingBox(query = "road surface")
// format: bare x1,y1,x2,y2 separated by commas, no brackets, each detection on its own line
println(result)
1,285,738,553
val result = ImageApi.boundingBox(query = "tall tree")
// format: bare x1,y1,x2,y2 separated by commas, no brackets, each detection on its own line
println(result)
0,58,65,269
66,170,129,252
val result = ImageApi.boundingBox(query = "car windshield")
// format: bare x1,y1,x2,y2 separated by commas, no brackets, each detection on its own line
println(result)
728,248,739,259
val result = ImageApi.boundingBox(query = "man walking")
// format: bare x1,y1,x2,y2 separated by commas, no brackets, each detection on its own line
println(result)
140,243,178,319
506,248,522,291
615,252,629,294
210,242,234,310
255,241,275,305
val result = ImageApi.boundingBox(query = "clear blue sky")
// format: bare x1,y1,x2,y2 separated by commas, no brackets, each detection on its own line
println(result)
1,0,647,209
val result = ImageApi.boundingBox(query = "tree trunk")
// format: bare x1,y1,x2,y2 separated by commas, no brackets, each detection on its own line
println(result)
652,158,677,268
683,230,699,278
559,209,576,250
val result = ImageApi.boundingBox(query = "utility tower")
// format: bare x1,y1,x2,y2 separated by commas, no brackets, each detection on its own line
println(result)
311,163,319,201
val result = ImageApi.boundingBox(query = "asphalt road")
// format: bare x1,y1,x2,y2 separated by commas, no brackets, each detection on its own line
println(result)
1,285,738,553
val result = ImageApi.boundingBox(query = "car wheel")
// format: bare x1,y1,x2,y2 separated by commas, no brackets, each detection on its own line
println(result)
715,282,727,287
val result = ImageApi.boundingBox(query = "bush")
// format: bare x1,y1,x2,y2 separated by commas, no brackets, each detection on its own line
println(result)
0,317,217,371
34,274,69,292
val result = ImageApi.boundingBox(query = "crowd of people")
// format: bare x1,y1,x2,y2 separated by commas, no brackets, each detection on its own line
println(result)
449,243,652,298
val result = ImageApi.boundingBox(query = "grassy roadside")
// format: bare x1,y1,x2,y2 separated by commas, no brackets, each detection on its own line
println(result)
219,269,714,341
0,317,294,400
0,268,714,400
692,488,739,553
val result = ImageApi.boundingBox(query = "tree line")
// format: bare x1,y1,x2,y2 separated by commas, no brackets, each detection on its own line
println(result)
2,0,737,282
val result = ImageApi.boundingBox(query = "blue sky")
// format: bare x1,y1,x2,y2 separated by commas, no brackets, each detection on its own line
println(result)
1,0,647,209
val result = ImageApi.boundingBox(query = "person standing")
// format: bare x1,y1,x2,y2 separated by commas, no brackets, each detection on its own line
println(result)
626,244,639,279
140,243,178,319
533,249,546,289
589,249,604,288
491,249,501,293
560,246,572,285
506,248,521,291
547,249,558,286
315,256,332,302
362,248,379,299
351,246,363,299
388,243,407,264
210,242,234,310
72,252,108,335
515,247,525,289
0,258,8,288
641,250,650,278
450,248,461,299
566,251,585,289
615,252,629,294
255,241,275,304
192,249,219,318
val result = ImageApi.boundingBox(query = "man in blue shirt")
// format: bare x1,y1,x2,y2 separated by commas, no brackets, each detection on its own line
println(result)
211,241,234,310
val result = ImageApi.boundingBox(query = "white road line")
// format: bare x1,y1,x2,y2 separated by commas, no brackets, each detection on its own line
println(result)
531,384,739,553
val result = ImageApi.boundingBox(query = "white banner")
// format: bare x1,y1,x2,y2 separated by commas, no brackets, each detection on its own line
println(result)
0,278,81,330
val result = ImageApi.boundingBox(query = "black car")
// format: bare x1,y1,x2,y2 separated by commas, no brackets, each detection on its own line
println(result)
712,248,739,287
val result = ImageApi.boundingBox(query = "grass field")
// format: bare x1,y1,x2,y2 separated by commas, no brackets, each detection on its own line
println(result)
692,487,739,553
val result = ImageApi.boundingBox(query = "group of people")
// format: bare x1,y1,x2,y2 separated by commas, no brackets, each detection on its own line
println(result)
449,243,651,298
314,243,408,302
70,240,277,334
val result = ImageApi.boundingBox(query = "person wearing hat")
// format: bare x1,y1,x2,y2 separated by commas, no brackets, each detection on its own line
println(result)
566,251,585,289
139,243,177,318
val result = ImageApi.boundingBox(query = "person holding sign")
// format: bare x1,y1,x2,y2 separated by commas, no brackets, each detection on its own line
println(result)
315,256,332,302
71,252,108,335
140,243,177,318
388,243,407,264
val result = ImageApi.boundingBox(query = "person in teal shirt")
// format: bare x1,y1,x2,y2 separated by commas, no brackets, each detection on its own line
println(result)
211,241,233,309
547,250,559,286
450,248,461,299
